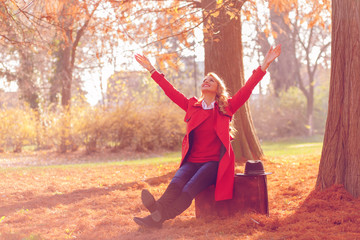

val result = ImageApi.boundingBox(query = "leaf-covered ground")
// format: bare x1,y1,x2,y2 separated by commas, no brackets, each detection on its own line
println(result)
0,151,359,240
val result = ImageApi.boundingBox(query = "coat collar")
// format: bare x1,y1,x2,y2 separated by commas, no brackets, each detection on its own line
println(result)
193,100,202,107
190,97,231,117
193,99,219,108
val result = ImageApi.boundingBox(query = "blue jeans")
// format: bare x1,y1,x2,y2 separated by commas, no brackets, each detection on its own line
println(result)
170,161,219,199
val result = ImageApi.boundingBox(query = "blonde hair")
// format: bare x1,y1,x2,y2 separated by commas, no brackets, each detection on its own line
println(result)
198,72,237,137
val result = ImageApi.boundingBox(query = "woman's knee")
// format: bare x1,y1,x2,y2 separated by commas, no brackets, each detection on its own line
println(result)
170,162,197,188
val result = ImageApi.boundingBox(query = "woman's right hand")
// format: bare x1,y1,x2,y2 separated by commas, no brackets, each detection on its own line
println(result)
135,54,155,72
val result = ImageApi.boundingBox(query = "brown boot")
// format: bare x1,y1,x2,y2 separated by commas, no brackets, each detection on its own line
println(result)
141,189,157,213
133,215,163,228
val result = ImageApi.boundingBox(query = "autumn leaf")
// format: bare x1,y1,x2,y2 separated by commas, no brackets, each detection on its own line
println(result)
243,10,251,21
211,11,220,18
226,11,236,20
264,27,270,37
272,31,278,39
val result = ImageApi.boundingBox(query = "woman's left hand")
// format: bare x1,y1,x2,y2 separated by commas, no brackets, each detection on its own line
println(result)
135,54,155,72
261,44,281,72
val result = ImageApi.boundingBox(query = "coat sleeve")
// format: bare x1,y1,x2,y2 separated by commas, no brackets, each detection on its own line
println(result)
151,71,189,111
228,66,266,114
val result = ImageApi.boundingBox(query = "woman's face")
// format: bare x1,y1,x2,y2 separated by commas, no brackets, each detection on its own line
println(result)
201,75,218,94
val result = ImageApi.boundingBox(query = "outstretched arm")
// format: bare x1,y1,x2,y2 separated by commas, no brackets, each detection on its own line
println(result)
229,45,281,114
135,54,156,73
261,44,281,71
135,54,189,111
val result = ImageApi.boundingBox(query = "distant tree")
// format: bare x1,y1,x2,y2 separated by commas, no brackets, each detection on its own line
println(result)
42,0,104,152
0,2,41,109
256,0,298,93
316,0,360,198
253,0,331,135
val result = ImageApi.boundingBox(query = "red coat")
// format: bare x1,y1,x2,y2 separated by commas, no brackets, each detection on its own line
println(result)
151,67,266,201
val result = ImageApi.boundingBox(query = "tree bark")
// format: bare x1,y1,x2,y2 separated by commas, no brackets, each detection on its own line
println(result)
202,0,263,163
58,41,73,153
57,4,75,153
306,87,314,136
316,0,360,198
258,6,297,94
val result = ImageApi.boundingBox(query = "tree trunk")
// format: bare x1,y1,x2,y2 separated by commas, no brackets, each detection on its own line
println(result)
202,0,263,163
59,42,73,153
257,5,297,95
18,48,39,109
316,0,360,198
57,4,75,153
307,79,314,136
60,43,73,109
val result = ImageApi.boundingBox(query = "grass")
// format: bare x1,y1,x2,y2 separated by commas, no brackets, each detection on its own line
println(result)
119,135,325,165
77,136,324,167
0,151,181,173
82,135,324,167
0,136,324,172
47,151,182,168
116,151,181,165
261,135,323,157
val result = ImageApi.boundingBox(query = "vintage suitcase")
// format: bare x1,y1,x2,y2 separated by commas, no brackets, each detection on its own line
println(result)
195,160,271,218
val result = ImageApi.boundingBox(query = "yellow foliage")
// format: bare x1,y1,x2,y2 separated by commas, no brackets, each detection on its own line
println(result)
226,11,236,20
211,11,220,18
0,106,38,152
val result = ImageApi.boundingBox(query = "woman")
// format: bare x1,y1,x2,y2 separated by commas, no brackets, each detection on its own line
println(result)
133,45,281,228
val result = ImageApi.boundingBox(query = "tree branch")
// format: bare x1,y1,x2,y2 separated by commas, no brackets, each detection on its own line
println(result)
70,0,102,72
311,41,331,77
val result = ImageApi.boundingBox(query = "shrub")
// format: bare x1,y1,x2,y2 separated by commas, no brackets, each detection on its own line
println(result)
106,101,185,152
0,106,38,152
250,86,328,140
25,100,186,154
